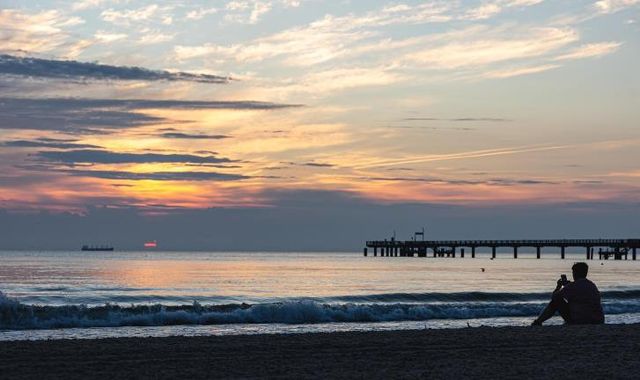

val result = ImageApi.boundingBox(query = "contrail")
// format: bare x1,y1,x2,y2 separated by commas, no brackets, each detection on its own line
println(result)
353,144,572,170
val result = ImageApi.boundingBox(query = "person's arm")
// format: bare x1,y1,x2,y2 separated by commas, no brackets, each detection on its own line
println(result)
553,278,564,294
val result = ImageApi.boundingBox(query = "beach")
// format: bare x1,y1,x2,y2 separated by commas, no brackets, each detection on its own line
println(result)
2,324,639,379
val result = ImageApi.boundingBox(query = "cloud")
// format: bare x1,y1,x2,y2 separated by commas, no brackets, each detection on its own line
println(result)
464,3,503,20
137,31,174,45
2,191,639,250
174,3,455,64
36,149,235,165
482,64,561,79
174,1,545,69
224,1,273,24
160,132,230,139
406,27,577,69
463,0,544,20
94,31,128,43
0,9,85,56
554,42,622,60
0,97,300,133
594,0,640,13
362,176,558,186
403,117,511,122
0,54,230,83
353,145,569,169
0,99,165,133
1,138,101,149
285,161,335,168
101,5,174,26
72,0,110,11
186,8,218,20
58,169,249,181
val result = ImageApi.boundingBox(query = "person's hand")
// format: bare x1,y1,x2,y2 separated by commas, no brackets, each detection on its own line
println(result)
556,278,564,289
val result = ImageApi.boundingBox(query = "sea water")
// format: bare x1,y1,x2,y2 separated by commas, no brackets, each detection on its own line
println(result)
2,250,640,341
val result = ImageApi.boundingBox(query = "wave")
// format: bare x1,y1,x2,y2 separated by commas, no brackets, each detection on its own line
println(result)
15,290,640,306
2,291,640,331
327,289,640,303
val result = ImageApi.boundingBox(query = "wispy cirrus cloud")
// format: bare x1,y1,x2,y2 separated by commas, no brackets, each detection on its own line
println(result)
406,27,577,69
0,54,230,83
462,0,545,20
554,42,622,60
0,9,86,56
482,64,561,79
173,3,455,65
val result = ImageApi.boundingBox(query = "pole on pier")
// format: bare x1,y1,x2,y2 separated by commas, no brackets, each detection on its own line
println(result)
634,248,637,261
460,248,465,258
536,247,541,259
586,246,591,260
471,246,476,258
373,247,377,257
492,246,496,259
561,246,565,259
364,248,368,257
513,246,518,259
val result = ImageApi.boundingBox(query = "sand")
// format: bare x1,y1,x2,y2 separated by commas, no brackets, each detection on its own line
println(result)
1,324,640,379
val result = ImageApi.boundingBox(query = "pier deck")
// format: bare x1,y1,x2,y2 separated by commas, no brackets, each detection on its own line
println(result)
364,239,640,260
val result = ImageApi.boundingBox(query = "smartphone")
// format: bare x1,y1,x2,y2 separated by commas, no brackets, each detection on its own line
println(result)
560,274,568,284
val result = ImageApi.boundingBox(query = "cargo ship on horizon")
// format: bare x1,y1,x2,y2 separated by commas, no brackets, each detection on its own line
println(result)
81,245,114,252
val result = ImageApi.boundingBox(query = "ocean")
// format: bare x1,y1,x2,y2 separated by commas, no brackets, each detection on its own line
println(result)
2,250,640,341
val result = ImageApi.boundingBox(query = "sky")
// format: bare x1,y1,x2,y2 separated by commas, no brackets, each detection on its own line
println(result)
0,0,639,250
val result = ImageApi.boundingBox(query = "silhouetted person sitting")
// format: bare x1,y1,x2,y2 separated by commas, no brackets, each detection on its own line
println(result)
532,262,604,326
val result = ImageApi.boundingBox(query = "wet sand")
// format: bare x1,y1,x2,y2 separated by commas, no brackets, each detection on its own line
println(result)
1,324,639,379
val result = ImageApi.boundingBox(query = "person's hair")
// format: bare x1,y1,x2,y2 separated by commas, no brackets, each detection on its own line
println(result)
572,262,589,279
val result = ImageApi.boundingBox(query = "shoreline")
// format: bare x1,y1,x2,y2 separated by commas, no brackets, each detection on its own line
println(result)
2,324,639,379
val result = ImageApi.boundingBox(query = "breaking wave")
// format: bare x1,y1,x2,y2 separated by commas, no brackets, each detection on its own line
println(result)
2,290,640,330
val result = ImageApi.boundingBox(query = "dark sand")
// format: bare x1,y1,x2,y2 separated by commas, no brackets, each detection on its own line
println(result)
2,324,640,379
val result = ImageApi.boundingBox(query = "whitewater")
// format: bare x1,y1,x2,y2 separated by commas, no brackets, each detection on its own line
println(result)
2,251,640,340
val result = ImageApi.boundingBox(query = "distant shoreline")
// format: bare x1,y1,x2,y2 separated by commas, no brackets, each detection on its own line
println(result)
2,324,639,379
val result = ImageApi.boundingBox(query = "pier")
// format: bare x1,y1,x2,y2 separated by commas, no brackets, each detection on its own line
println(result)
364,239,640,260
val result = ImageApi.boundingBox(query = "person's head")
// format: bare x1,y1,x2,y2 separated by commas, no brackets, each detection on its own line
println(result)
572,262,589,280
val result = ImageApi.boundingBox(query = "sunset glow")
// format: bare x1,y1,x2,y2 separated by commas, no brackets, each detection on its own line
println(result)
0,1,639,249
